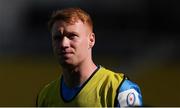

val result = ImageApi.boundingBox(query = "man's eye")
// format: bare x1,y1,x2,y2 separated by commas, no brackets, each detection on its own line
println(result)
68,35,77,40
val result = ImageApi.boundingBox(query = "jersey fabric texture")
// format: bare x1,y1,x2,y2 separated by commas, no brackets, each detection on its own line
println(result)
36,66,142,107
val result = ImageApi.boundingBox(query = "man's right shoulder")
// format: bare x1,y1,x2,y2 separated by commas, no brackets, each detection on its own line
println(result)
41,77,60,93
36,77,60,106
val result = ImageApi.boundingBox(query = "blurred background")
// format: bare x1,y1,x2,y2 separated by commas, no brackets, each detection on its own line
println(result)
0,0,179,106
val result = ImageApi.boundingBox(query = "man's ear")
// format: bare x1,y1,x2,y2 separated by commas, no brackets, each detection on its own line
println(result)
89,33,95,48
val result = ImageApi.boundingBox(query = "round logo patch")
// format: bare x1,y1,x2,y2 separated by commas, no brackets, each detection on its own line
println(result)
126,92,136,106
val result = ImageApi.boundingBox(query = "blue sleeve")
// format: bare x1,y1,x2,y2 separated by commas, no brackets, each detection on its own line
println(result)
116,79,143,107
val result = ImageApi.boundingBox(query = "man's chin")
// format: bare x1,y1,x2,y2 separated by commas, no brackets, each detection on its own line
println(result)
59,60,75,68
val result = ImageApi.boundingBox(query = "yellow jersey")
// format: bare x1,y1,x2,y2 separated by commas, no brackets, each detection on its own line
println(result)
37,66,125,107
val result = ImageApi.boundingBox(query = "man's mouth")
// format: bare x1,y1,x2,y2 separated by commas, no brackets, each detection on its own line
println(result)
58,51,73,57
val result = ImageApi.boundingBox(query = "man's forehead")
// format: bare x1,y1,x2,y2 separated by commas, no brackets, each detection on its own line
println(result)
52,21,84,34
54,20,84,27
52,20,89,32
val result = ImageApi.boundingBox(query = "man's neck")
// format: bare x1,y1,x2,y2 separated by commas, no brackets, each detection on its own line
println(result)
62,60,97,88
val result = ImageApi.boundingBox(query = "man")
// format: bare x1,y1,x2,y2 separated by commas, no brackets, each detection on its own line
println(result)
36,7,143,107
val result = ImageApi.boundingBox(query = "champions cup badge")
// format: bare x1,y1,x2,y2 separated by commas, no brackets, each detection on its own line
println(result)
127,92,135,106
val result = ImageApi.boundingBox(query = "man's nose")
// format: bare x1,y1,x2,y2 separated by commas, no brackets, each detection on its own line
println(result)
60,36,70,48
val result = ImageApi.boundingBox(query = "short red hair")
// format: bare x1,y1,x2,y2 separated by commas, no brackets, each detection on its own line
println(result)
48,7,93,31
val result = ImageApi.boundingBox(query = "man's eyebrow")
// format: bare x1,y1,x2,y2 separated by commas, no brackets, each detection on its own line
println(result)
66,31,78,34
63,31,80,36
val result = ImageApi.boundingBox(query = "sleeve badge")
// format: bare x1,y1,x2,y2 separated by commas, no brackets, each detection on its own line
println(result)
126,92,136,106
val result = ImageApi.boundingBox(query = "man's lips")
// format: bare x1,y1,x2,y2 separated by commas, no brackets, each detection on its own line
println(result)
58,51,73,56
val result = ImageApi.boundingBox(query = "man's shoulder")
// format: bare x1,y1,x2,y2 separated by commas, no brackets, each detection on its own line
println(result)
38,76,61,97
98,66,125,86
117,79,143,106
37,76,61,106
99,66,124,77
120,79,141,92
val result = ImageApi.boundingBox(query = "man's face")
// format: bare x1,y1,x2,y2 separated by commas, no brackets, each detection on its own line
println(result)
51,20,94,67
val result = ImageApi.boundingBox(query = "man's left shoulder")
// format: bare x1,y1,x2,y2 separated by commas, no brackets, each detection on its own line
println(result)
116,79,143,106
100,66,124,78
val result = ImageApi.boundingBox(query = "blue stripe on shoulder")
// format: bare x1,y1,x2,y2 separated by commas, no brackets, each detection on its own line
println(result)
120,79,141,94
